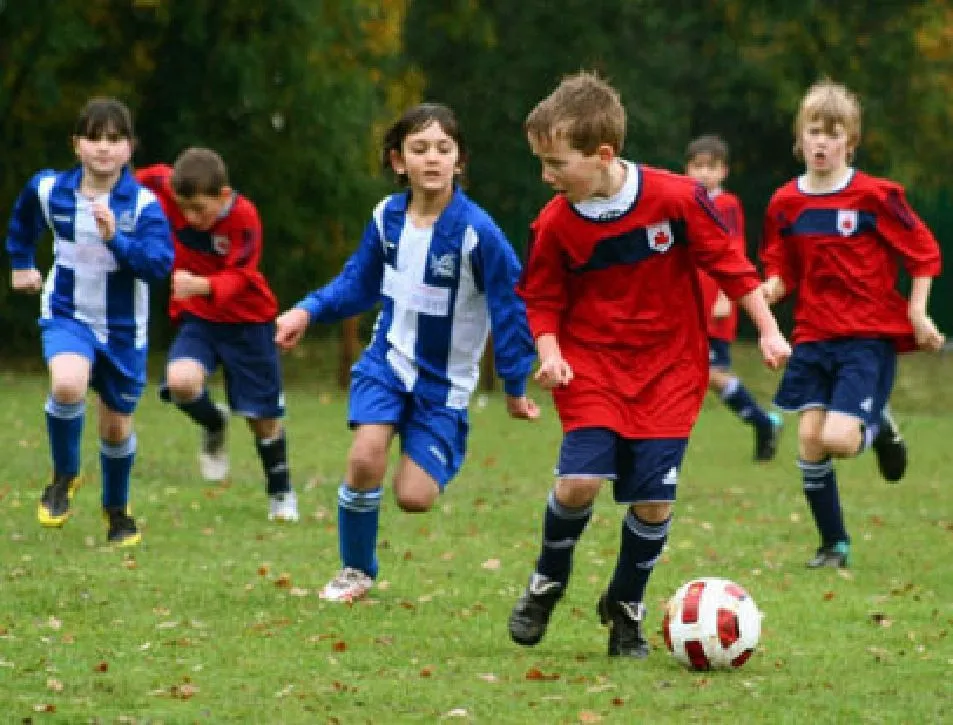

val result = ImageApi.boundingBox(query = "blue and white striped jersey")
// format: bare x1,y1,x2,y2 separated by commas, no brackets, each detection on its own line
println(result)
297,188,535,409
6,165,173,350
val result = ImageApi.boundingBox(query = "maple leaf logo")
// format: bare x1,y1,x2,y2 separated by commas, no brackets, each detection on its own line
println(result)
654,230,670,247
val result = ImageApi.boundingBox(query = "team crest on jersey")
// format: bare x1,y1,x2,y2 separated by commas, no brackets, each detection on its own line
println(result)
212,235,230,255
429,252,456,279
646,221,674,252
117,210,135,234
836,210,858,236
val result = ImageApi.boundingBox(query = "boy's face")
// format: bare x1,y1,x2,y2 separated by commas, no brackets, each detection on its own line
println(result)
685,153,728,192
528,129,613,203
389,120,461,194
800,119,851,175
72,123,132,179
175,190,232,230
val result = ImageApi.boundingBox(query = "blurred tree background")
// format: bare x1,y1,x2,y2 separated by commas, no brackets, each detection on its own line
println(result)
1,0,951,354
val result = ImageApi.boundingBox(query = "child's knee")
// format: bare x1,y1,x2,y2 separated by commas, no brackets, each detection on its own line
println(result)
165,362,204,400
819,427,862,457
347,445,388,485
395,486,437,513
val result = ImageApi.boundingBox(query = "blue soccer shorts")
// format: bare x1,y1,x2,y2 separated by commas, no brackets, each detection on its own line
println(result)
348,358,468,489
556,427,689,504
708,337,732,370
773,338,896,428
164,315,285,419
40,316,146,415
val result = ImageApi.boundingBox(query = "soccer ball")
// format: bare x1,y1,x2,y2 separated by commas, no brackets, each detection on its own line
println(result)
662,577,762,670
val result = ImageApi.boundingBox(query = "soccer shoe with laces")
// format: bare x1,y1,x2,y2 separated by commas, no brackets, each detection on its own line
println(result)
319,567,374,603
508,572,564,646
754,411,783,462
872,407,907,483
268,490,299,523
805,541,850,568
37,475,79,527
103,506,142,547
598,594,650,658
198,403,230,481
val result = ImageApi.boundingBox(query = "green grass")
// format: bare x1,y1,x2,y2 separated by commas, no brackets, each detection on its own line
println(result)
0,344,951,724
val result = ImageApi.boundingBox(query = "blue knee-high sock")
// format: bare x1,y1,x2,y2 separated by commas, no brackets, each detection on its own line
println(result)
721,377,772,428
534,490,593,588
337,483,383,578
607,510,671,604
101,435,136,509
45,396,85,479
175,390,225,432
256,431,291,495
798,458,849,545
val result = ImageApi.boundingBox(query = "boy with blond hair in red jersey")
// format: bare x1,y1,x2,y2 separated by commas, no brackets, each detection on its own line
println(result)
760,80,944,569
508,71,791,659
685,134,782,461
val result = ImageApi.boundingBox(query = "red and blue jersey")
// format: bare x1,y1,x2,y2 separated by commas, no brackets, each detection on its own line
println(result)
760,170,941,351
696,189,746,342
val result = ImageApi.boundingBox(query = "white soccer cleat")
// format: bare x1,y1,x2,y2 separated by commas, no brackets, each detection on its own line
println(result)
268,490,299,523
318,567,374,603
198,404,230,481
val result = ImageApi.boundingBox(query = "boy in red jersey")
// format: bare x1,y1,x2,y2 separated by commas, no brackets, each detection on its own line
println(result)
138,148,299,522
685,135,782,461
760,80,943,569
508,71,790,659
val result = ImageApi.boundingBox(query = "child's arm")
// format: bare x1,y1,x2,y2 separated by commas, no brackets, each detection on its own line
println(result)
909,276,945,351
101,194,174,283
759,199,794,304
6,172,51,292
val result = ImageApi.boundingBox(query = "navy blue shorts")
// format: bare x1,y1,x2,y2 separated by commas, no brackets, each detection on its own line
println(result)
348,356,468,489
773,338,896,427
41,317,146,415
164,315,285,419
708,338,732,370
556,427,689,504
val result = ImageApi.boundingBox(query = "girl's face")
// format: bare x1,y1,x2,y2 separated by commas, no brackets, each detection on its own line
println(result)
800,118,850,176
390,121,461,195
72,123,132,179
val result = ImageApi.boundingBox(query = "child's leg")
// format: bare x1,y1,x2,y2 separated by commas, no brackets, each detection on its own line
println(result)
167,358,225,431
98,401,136,511
710,366,775,430
46,353,91,482
798,409,849,553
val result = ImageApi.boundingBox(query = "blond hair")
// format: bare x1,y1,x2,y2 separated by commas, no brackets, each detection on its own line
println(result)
793,79,862,161
525,70,626,154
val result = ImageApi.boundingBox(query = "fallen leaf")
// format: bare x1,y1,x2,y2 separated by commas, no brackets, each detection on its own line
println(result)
525,667,560,681
420,666,434,677
481,558,501,571
275,573,292,589
46,678,64,693
444,708,469,718
33,703,56,713
94,661,109,672
579,711,602,723
477,673,498,683
870,612,893,628
823,591,835,601
332,640,347,652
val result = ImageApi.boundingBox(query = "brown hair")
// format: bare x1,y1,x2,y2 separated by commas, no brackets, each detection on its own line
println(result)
793,79,862,161
524,70,625,154
685,134,729,164
74,97,135,141
171,147,230,197
382,103,467,186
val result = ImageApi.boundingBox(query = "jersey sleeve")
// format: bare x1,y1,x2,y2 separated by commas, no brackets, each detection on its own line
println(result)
759,196,797,297
203,204,267,305
470,222,535,397
295,215,385,323
134,164,174,202
5,171,53,270
515,218,569,340
875,182,942,278
106,188,174,283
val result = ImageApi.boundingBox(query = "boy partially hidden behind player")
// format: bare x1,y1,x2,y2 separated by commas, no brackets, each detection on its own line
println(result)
138,149,299,522
760,80,944,569
509,71,790,659
685,135,782,461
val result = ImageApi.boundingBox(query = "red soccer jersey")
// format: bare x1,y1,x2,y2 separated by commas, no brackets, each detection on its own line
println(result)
696,190,747,342
760,170,941,351
137,165,278,324
518,164,761,438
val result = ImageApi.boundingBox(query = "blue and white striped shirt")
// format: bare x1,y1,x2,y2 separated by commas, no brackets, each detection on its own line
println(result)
297,188,535,408
6,165,173,349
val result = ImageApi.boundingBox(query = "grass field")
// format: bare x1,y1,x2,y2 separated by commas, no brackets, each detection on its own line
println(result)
0,343,950,724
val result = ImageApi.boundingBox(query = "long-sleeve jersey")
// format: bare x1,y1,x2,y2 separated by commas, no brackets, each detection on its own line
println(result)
136,165,278,324
517,162,761,438
760,169,942,351
295,188,535,409
5,165,172,349
696,189,746,342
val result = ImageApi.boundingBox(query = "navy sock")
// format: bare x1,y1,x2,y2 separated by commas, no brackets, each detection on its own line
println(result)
45,396,85,479
175,390,225,432
534,490,593,588
607,510,671,604
337,483,383,578
722,377,772,429
256,431,291,495
101,435,136,508
799,458,849,545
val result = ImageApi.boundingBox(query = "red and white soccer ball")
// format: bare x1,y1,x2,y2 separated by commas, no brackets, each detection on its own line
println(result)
662,577,762,670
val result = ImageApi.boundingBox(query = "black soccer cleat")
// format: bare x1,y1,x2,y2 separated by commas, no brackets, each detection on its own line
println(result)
508,573,563,646
37,474,79,527
103,506,142,547
805,541,850,569
597,594,650,658
754,412,783,462
872,407,906,483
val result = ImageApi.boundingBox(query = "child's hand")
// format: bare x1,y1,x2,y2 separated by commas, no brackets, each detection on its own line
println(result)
275,308,310,351
760,276,785,305
910,311,945,352
172,270,210,300
91,203,116,241
505,395,541,421
759,331,791,370
534,354,573,389
11,268,43,293
712,292,732,319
